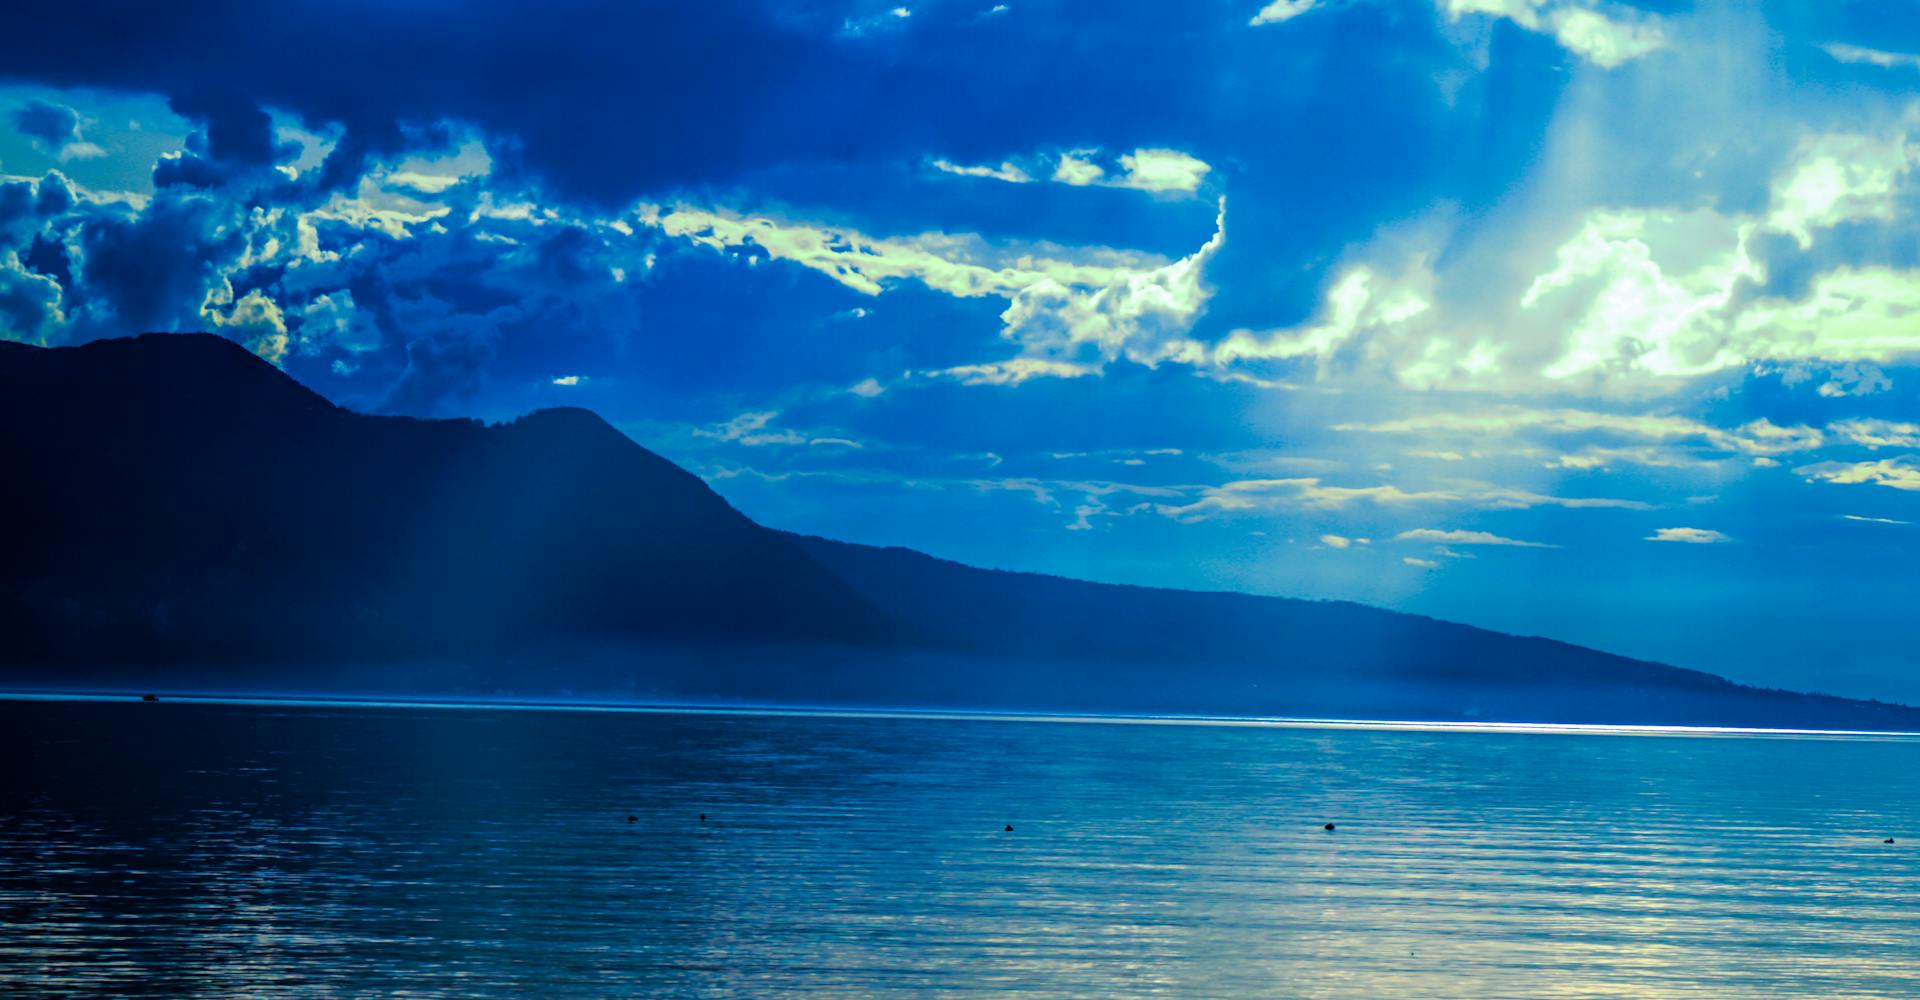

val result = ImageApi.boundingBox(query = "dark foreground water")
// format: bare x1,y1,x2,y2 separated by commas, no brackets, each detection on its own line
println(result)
3,699,1918,997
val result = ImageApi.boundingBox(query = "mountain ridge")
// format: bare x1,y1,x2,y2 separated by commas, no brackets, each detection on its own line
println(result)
2,332,1914,730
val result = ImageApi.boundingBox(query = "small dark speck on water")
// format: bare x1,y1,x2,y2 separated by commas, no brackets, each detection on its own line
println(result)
140,694,158,702
1887,838,1897,844
1324,823,1336,831
700,814,706,822
625,815,636,823
1004,824,1013,832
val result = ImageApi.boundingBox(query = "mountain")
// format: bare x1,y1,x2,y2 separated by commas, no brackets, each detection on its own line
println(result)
2,332,1915,730
784,535,1919,728
0,333,900,668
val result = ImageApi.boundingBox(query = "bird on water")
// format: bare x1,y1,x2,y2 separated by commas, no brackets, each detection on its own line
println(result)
1324,822,1336,831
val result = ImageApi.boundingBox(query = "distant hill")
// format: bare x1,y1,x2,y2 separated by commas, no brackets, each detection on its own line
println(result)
3,333,1916,730
785,535,1919,728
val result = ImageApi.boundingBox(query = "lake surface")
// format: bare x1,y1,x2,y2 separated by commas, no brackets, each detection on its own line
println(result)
3,697,1918,997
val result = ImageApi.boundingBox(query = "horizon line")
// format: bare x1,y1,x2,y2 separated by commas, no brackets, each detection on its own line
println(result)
6,689,1918,741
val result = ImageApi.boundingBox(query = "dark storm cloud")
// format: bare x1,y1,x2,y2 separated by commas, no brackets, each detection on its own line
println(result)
0,0,1491,211
9,98,81,151
76,193,240,332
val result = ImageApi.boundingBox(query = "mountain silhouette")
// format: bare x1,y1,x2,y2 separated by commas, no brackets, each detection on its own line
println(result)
0,334,899,666
2,333,1915,730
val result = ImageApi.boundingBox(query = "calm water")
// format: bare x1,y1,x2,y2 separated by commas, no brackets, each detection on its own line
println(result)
3,698,1918,997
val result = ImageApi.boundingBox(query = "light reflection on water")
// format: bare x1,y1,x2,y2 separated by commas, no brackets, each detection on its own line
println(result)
2,698,1917,997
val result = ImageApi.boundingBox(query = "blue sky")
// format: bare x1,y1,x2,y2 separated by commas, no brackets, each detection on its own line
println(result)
3,0,1920,700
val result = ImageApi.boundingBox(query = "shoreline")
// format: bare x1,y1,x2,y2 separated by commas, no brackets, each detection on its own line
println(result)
5,688,1918,740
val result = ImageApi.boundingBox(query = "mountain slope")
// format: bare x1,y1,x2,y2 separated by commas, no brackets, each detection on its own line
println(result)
2,333,1915,730
0,334,900,666
782,536,1919,729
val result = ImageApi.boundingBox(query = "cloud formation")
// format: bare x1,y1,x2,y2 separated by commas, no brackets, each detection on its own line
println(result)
1647,527,1729,544
1394,528,1556,548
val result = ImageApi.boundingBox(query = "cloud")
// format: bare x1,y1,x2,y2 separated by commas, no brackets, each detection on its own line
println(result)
939,147,1212,195
1157,477,1461,520
1113,149,1212,194
1052,150,1107,187
1441,0,1668,69
651,202,1159,300
1822,43,1920,71
1796,456,1920,492
551,375,583,386
0,252,67,344
1319,533,1370,548
1336,407,1828,459
1765,128,1917,249
9,99,82,152
1646,527,1728,544
697,411,806,447
201,282,289,363
1211,265,1434,371
1830,419,1920,450
1394,528,1555,547
926,200,1227,384
1543,6,1666,69
1403,556,1440,568
695,410,862,450
929,158,1032,184
1250,0,1318,26
1842,514,1910,525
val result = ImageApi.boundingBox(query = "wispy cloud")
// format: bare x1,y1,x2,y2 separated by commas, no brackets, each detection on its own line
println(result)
1796,456,1920,492
1647,527,1729,544
1822,42,1920,71
1394,528,1556,548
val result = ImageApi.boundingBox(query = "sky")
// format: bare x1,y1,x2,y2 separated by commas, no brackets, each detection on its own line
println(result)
3,0,1920,701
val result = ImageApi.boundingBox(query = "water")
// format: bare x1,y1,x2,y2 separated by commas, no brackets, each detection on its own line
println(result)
3,698,1918,997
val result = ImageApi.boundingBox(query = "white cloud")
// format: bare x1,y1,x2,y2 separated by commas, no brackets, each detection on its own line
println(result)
1765,128,1917,249
930,158,1032,184
200,282,288,364
1250,0,1317,25
1822,43,1920,71
1830,419,1920,450
930,358,1099,386
1115,149,1212,194
1052,150,1107,186
651,203,1158,299
1319,533,1353,548
1337,407,1827,458
551,375,583,386
1842,513,1910,525
1212,265,1436,372
931,200,1227,384
1157,477,1462,520
945,147,1211,195
1521,209,1757,385
695,411,805,447
1404,556,1441,568
1796,456,1920,492
1394,528,1556,548
1441,0,1667,69
1647,526,1729,543
1545,6,1666,69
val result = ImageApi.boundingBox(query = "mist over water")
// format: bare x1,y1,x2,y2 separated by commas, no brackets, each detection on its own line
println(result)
4,699,1918,997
